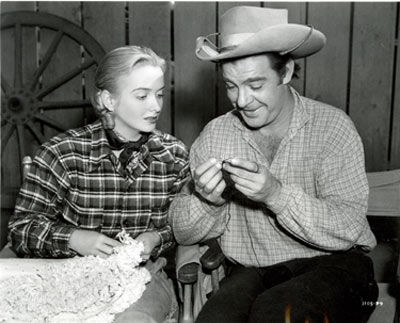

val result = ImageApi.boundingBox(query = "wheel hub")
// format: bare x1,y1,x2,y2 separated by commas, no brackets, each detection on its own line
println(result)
2,89,38,125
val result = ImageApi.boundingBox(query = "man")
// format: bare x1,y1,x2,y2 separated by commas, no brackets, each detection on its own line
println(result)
170,6,378,323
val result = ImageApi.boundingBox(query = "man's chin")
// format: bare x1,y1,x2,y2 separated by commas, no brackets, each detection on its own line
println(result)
242,118,267,130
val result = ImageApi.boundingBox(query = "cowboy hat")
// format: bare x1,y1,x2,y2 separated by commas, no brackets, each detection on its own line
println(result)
195,6,326,61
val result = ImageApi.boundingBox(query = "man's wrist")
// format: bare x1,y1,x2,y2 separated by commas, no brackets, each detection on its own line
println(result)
266,178,282,204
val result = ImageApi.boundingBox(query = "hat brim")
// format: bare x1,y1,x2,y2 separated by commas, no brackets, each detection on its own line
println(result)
196,24,326,61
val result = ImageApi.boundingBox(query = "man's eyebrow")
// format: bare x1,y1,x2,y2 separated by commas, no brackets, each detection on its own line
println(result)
223,76,267,83
244,77,267,83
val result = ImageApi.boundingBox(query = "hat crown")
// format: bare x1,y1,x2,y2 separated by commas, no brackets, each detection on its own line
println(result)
220,7,288,48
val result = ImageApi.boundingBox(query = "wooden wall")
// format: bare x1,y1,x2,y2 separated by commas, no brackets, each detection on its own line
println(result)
1,1,400,246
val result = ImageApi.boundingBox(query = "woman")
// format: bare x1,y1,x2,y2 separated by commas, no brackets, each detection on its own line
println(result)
8,46,189,322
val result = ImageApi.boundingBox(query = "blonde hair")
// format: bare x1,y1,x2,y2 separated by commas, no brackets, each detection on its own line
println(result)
91,46,166,129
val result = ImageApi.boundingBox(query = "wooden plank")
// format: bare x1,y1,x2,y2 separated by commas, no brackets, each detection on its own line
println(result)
349,2,397,172
38,1,84,138
306,2,351,112
264,2,307,95
0,1,35,12
367,170,400,217
390,4,400,170
0,1,37,250
174,2,217,146
217,2,261,116
83,2,125,53
82,1,125,124
1,2,36,188
129,2,172,135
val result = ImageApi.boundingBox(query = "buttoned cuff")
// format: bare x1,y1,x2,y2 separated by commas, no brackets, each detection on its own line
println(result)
53,226,78,257
151,227,173,257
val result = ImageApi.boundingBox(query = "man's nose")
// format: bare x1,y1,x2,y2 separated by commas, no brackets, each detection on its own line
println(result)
236,88,252,109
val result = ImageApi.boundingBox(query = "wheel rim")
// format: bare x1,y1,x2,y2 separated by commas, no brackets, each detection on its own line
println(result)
1,11,106,184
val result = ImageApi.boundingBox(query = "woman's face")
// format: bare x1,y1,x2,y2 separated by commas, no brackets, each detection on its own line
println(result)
110,64,164,140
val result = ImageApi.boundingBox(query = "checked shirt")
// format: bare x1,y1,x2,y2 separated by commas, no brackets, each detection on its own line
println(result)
8,120,189,258
171,87,377,267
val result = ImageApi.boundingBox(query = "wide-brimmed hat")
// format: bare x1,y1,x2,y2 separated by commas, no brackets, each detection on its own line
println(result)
195,6,326,62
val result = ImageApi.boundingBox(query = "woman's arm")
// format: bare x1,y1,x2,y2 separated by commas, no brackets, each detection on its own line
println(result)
9,146,77,258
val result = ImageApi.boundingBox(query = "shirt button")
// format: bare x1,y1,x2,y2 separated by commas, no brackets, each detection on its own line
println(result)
123,219,130,227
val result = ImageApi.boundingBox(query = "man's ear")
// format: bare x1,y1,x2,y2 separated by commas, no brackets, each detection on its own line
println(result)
100,90,115,112
282,59,295,85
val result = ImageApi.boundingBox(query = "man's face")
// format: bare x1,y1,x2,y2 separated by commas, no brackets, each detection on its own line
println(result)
222,54,291,130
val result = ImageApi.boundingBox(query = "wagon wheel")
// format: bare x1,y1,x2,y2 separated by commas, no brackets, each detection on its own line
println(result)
1,11,105,185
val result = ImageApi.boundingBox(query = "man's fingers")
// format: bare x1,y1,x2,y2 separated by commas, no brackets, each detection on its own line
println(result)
193,158,220,180
229,174,256,190
224,163,258,180
194,160,222,190
202,172,224,194
227,158,259,173
213,178,227,196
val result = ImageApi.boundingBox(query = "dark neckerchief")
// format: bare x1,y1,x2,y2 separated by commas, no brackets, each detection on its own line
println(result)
105,129,150,170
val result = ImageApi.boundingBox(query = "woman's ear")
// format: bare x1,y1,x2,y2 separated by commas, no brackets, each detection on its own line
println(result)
282,59,295,85
100,90,115,112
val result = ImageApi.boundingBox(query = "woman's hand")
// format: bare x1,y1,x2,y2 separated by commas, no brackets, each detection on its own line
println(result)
135,231,161,261
68,229,122,258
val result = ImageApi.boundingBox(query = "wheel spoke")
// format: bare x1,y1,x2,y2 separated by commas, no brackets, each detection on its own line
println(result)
14,23,23,88
26,121,46,144
1,74,12,95
16,125,26,166
35,58,96,100
35,113,67,132
37,99,92,110
1,123,15,153
29,30,64,92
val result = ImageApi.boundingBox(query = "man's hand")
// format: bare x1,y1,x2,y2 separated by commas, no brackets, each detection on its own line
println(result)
223,158,281,203
135,231,161,261
193,158,227,206
68,230,122,258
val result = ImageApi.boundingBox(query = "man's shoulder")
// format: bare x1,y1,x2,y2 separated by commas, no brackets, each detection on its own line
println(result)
301,96,361,151
302,96,355,130
202,111,237,133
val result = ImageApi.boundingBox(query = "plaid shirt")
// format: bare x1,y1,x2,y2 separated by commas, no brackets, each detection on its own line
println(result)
171,87,376,267
9,120,189,258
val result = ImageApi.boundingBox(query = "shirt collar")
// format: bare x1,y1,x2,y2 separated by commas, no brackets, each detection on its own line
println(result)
88,121,175,172
287,86,309,136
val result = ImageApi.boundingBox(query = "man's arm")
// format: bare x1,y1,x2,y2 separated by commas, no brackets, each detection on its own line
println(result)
223,129,375,251
268,135,374,251
169,133,229,245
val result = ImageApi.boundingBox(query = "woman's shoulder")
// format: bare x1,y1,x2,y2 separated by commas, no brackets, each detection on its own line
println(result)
151,130,189,160
41,121,102,157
